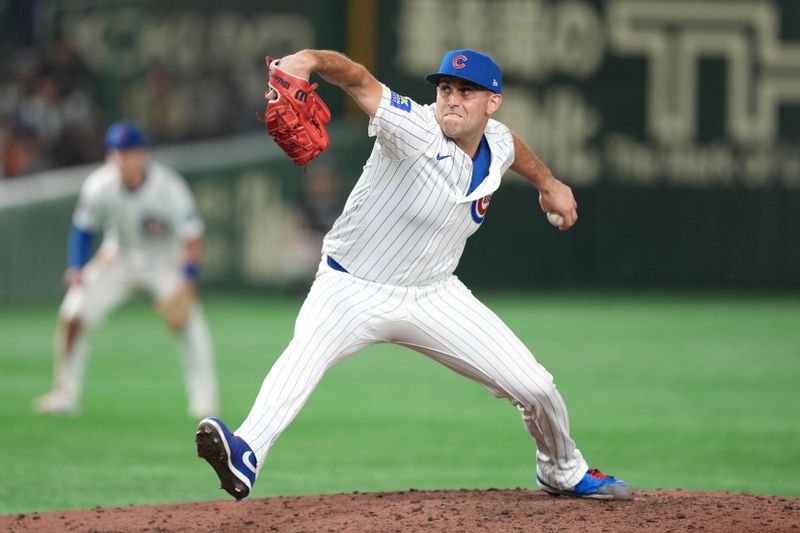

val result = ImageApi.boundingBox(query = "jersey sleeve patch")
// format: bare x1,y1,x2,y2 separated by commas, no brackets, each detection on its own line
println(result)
390,91,412,112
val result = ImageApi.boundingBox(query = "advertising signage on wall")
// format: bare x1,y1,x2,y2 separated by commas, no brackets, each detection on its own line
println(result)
46,1,344,142
389,0,800,190
59,8,317,76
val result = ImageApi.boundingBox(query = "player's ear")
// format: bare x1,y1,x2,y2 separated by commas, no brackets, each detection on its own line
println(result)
486,93,502,116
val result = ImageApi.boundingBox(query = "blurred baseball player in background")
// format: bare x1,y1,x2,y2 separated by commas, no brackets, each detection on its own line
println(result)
196,49,633,501
33,121,219,419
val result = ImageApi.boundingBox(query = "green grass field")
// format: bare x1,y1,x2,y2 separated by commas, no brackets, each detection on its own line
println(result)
1,290,798,514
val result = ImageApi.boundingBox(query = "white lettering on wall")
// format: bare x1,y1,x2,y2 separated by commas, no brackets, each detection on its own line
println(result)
608,0,800,146
397,0,605,81
497,86,602,185
63,10,314,76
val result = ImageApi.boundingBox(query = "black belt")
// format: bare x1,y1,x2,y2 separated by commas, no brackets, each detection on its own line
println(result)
327,256,348,273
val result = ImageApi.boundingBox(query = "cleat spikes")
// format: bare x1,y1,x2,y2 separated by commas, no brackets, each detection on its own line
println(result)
195,417,257,501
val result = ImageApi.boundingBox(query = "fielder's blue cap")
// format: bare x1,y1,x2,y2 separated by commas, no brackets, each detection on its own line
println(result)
425,49,502,93
105,120,148,150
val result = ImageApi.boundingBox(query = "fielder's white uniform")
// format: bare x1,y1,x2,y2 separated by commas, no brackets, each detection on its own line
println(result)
237,85,588,489
57,160,218,418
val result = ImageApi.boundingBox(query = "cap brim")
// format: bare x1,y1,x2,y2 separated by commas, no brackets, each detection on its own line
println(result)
112,145,148,151
424,72,497,92
425,72,443,84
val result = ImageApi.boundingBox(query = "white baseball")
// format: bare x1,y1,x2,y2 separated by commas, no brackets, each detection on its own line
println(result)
547,212,564,227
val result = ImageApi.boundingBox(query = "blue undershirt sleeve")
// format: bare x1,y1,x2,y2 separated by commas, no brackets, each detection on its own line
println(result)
67,224,95,269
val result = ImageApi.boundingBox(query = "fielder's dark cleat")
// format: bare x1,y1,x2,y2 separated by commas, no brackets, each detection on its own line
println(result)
196,417,257,501
537,468,634,500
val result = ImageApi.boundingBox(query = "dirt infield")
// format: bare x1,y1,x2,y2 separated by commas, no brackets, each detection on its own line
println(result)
2,488,798,532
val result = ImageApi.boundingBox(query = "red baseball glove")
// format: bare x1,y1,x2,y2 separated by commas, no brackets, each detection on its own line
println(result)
262,56,331,166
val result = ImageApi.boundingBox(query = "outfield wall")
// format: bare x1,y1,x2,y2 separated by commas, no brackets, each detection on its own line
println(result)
2,122,799,305
2,0,800,303
0,126,371,303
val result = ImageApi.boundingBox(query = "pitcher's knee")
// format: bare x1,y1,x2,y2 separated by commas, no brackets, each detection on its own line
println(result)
516,379,560,412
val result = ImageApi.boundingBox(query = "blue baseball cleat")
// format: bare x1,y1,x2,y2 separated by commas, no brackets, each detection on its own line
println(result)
537,468,634,500
195,417,258,500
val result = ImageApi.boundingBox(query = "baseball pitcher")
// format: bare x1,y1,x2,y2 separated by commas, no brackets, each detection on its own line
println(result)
33,121,219,419
196,50,632,501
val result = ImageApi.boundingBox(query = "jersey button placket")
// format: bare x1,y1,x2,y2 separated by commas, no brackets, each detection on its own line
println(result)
462,159,473,196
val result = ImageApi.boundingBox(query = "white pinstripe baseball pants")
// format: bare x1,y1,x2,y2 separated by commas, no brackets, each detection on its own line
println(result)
237,261,588,489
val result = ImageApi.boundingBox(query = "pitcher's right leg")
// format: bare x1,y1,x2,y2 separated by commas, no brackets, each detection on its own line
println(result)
405,277,588,490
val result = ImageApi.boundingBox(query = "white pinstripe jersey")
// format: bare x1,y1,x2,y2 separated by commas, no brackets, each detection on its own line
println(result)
74,161,203,267
322,84,515,286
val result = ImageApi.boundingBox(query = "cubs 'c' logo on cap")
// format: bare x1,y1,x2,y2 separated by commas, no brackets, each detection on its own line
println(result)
470,194,492,223
452,54,468,69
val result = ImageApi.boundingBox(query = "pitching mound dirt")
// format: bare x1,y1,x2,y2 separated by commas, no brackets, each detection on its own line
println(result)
2,488,798,532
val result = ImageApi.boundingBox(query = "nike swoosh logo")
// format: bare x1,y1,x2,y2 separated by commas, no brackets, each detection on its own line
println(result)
242,451,257,474
436,153,451,160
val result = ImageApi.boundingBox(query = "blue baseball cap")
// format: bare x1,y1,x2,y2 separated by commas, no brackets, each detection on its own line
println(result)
425,49,502,93
105,121,148,150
